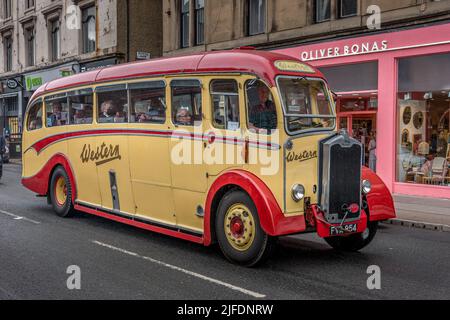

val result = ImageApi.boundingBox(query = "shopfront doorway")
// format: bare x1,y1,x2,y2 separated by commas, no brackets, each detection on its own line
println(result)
336,92,378,167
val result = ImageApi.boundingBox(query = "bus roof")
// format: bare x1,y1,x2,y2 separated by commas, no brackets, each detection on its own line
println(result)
30,49,324,101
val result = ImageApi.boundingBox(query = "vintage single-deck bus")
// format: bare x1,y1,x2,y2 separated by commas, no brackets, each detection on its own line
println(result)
22,49,396,266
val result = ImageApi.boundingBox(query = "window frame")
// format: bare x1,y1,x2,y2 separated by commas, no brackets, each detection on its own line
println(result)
4,35,13,71
315,0,331,23
129,80,167,125
25,0,35,10
246,0,266,36
210,79,240,131
25,26,35,67
44,93,70,128
67,88,94,126
194,0,204,46
26,98,43,132
95,84,129,124
82,5,96,54
180,0,190,48
338,0,357,19
170,78,203,127
3,0,11,19
244,78,279,135
49,19,61,61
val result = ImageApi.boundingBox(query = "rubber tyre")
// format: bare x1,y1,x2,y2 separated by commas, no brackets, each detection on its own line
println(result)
49,166,75,218
324,221,378,252
215,190,276,267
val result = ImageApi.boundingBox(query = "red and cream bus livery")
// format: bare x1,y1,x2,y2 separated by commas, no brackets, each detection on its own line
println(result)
22,49,396,266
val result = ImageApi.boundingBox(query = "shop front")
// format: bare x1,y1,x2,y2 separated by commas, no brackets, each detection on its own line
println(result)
275,23,450,200
0,76,24,158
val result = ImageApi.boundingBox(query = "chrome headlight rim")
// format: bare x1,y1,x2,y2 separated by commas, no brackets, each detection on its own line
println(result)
291,184,305,202
362,179,372,194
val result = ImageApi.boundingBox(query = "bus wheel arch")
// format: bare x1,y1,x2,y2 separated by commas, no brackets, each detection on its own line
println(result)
204,170,282,247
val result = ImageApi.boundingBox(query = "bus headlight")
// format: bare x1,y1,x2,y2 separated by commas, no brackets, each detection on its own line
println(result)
362,180,372,194
292,184,305,202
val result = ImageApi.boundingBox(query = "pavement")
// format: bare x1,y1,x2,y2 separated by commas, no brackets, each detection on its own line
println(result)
0,163,449,300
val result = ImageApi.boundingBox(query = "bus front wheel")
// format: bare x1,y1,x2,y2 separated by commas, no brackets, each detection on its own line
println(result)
49,166,75,218
215,190,276,267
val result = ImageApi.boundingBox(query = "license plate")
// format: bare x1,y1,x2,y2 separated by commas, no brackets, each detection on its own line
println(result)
330,223,357,236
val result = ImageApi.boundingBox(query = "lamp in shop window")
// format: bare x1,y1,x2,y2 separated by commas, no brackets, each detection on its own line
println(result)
423,92,433,100
404,92,411,100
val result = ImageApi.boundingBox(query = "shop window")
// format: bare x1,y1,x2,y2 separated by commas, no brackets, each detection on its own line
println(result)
27,100,43,131
246,0,266,36
180,0,190,48
68,89,94,125
97,85,129,124
82,5,96,54
210,80,240,131
339,0,357,18
319,62,378,92
397,53,450,187
45,94,69,127
171,79,202,127
315,0,330,23
129,81,167,124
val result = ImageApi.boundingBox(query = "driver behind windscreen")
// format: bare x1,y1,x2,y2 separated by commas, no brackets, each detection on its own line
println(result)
248,84,277,133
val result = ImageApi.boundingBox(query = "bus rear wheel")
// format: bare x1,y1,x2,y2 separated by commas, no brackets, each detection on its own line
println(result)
49,166,75,218
215,190,276,267
324,221,378,252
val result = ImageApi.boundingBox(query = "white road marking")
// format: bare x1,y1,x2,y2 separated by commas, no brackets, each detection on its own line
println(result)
92,240,266,298
0,209,41,225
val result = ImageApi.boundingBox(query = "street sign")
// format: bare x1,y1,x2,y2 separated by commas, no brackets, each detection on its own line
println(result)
136,52,151,60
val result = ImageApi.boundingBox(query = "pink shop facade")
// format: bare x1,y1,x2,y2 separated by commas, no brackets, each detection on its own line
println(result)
275,23,450,199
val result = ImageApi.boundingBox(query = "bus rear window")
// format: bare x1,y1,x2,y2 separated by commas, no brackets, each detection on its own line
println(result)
27,101,43,131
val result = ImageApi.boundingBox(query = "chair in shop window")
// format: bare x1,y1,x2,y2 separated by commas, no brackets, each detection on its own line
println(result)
430,157,448,185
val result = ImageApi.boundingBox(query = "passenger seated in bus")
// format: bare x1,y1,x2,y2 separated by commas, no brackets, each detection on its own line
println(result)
48,102,64,127
248,85,277,133
175,108,193,126
99,100,118,123
114,110,126,123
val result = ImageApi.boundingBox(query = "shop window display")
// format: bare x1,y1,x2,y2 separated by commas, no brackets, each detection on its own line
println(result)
397,53,450,186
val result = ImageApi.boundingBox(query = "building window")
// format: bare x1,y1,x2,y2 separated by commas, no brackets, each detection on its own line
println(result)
396,53,450,187
315,0,331,23
82,5,96,54
180,0,190,48
194,0,204,45
247,0,266,36
4,36,13,72
339,0,357,18
25,27,35,67
25,0,35,10
50,19,60,61
3,0,11,19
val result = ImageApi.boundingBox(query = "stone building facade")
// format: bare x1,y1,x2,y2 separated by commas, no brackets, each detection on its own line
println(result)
0,0,162,157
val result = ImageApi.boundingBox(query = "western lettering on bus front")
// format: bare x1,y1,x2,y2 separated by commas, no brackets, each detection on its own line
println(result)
286,150,318,163
80,143,121,166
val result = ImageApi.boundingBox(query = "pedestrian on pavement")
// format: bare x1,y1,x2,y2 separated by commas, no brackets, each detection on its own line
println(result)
0,132,5,180
368,131,377,172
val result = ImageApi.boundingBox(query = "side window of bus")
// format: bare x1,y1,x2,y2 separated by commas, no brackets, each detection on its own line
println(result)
27,101,43,131
245,80,278,134
68,89,94,125
45,94,69,127
171,80,202,127
129,81,166,124
210,80,240,131
97,85,128,124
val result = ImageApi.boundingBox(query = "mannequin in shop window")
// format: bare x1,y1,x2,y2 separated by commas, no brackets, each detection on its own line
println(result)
368,131,377,172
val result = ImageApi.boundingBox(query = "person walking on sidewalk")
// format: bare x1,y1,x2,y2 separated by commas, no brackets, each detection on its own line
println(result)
368,131,377,172
0,132,5,180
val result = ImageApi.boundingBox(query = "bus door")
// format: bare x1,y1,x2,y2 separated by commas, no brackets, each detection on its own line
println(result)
206,78,245,177
168,79,207,234
66,89,102,207
94,85,135,216
127,81,176,225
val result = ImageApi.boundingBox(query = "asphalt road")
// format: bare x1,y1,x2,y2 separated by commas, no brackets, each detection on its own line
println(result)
0,163,449,300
